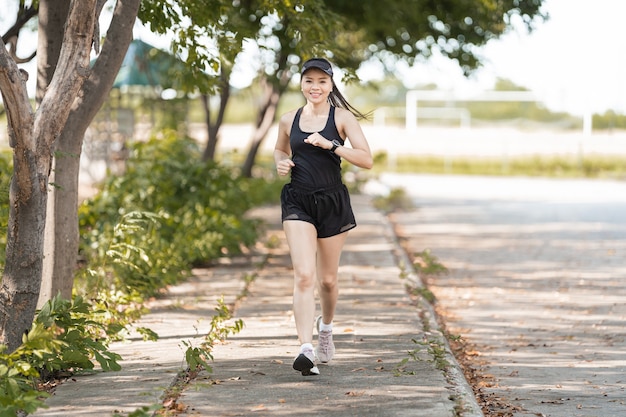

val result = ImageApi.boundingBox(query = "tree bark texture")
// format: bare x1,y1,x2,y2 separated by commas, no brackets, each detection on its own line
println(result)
0,0,97,352
39,0,141,307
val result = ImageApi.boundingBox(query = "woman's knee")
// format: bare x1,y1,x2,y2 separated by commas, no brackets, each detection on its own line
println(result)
294,269,316,291
318,275,338,292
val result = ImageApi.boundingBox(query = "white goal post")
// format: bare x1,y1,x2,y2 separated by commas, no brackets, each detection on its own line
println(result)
405,90,593,134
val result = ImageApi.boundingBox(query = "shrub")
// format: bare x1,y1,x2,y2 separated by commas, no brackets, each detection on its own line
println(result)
78,132,264,297
34,295,122,377
0,295,122,416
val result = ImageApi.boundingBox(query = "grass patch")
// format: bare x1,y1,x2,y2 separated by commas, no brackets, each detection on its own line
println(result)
412,249,448,276
372,187,415,213
372,153,626,179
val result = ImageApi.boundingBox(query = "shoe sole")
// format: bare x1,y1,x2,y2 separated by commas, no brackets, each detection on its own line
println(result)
293,354,319,376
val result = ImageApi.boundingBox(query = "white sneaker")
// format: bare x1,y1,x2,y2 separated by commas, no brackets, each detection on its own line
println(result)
292,347,319,376
315,315,335,363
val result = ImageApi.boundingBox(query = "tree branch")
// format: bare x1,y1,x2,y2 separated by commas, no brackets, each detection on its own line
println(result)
1,3,38,43
0,37,34,148
70,0,141,129
34,0,98,148
1,3,39,64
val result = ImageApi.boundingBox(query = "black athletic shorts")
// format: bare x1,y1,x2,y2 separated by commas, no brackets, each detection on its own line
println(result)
280,182,356,238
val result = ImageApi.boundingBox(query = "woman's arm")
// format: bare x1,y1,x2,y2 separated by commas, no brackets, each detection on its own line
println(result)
334,108,373,169
274,111,296,176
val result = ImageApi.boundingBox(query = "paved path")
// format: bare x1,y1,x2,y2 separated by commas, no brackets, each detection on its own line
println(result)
32,194,481,417
379,173,626,417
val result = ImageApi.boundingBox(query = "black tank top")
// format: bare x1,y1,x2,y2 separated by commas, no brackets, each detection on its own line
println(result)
289,106,344,189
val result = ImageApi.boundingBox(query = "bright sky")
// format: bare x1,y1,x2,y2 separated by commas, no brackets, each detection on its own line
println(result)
3,0,625,116
402,0,626,116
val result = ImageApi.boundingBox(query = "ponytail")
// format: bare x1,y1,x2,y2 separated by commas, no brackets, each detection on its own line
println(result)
328,82,371,121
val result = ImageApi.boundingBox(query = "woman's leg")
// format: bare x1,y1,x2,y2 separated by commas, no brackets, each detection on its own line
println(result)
283,220,319,345
316,232,349,325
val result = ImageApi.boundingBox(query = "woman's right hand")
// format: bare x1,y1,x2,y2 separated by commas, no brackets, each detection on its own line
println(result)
276,158,295,176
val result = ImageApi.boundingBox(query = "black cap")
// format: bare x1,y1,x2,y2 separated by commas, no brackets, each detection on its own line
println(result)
301,58,333,77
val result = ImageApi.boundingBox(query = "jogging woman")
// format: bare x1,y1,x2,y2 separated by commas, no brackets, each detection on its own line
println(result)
274,57,373,376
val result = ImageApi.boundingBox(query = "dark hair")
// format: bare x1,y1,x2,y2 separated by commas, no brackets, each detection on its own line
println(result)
328,82,370,121
301,57,370,120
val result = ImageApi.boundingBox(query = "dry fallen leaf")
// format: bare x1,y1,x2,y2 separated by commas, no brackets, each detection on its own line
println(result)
351,367,366,372
251,404,267,411
271,359,284,364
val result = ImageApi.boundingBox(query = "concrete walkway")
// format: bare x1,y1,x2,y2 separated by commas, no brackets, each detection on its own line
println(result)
32,194,481,417
381,173,626,417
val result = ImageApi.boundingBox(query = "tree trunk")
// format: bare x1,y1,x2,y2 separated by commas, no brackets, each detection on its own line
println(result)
201,71,231,162
240,80,281,177
38,0,141,307
0,69,39,351
0,0,97,352
240,43,293,178
37,0,72,305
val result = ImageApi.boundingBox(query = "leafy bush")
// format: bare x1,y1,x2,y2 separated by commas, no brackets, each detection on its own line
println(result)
78,131,265,297
34,295,122,378
0,295,123,416
0,324,60,416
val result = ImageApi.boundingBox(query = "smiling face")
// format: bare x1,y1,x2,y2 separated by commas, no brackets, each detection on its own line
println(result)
301,68,333,104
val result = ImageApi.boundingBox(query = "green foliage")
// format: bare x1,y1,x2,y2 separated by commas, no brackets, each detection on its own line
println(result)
113,404,164,417
374,154,626,179
412,249,448,276
135,0,547,92
394,338,449,377
78,132,264,297
593,110,626,130
34,295,122,375
372,187,415,213
137,0,266,94
0,324,58,416
182,297,244,373
0,294,125,415
83,288,151,341
409,286,437,305
321,0,546,75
